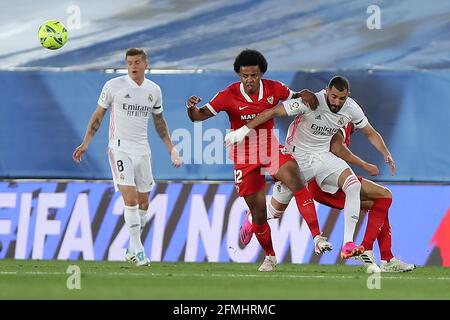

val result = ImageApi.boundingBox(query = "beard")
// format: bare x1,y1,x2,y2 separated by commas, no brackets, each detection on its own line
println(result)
326,96,341,113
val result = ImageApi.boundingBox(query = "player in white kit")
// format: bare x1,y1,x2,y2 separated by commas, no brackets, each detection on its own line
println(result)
72,48,181,266
225,76,395,259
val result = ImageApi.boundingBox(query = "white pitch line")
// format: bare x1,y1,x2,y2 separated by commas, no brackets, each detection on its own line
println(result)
1,271,450,281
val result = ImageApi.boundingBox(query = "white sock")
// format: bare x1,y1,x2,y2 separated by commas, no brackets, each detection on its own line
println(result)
248,203,285,224
139,209,148,235
267,203,284,220
341,175,361,244
124,205,144,254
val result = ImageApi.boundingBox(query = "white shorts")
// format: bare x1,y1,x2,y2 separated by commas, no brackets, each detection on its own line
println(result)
107,148,155,193
292,151,352,194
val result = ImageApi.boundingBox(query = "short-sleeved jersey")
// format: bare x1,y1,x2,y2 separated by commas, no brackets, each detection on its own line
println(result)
206,79,294,162
283,89,368,155
98,75,163,155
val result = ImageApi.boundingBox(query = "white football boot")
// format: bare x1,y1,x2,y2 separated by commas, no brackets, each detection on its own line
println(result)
125,248,137,263
380,257,416,272
134,251,150,266
258,256,277,272
355,250,381,272
313,235,333,254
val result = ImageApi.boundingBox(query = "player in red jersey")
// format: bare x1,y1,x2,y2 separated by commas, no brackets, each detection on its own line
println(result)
186,49,332,271
240,122,415,272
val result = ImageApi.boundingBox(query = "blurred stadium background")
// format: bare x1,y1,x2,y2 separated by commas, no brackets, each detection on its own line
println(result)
1,0,450,274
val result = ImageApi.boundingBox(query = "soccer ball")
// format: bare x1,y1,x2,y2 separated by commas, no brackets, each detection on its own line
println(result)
38,20,68,50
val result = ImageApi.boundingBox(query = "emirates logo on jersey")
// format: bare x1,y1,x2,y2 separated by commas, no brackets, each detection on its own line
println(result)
311,123,339,136
267,96,274,104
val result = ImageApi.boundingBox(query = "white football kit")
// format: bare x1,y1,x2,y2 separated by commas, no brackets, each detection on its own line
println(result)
98,75,163,192
280,89,369,194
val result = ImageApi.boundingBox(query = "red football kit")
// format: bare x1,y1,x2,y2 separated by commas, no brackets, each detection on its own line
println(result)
206,79,294,196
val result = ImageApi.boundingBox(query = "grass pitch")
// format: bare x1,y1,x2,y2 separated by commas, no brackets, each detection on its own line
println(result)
0,259,449,300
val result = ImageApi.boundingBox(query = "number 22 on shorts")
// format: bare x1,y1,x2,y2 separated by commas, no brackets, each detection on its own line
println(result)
234,169,243,184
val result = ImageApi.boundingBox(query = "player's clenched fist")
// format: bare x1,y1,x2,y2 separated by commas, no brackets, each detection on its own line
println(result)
186,96,202,108
224,126,251,148
298,89,319,110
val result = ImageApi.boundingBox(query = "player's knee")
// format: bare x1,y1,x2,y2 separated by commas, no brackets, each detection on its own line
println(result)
119,187,139,207
381,187,392,199
123,199,138,207
282,175,304,193
122,193,139,207
370,186,392,202
139,200,149,211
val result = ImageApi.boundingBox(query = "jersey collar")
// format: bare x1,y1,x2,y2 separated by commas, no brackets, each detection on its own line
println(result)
240,80,264,102
126,74,145,87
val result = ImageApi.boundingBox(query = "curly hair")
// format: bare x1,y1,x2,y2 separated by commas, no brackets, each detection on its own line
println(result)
233,49,268,73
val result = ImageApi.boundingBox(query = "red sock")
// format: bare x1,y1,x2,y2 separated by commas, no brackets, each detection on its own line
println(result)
252,222,275,256
361,198,391,250
294,187,320,238
378,215,394,261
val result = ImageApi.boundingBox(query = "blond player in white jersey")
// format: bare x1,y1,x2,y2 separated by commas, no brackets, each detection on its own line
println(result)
73,48,181,266
225,76,395,259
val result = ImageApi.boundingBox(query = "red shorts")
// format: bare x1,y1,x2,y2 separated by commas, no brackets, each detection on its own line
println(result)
308,176,363,209
234,146,294,197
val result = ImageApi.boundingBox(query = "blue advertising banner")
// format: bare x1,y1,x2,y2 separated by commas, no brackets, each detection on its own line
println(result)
1,181,448,266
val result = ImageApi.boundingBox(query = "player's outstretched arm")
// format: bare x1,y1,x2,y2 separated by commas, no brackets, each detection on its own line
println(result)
330,131,379,176
152,113,182,167
247,104,288,129
72,106,107,163
186,96,215,122
224,104,288,147
360,123,395,175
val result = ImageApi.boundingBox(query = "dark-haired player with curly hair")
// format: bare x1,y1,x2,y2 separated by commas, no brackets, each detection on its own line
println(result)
186,49,332,271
